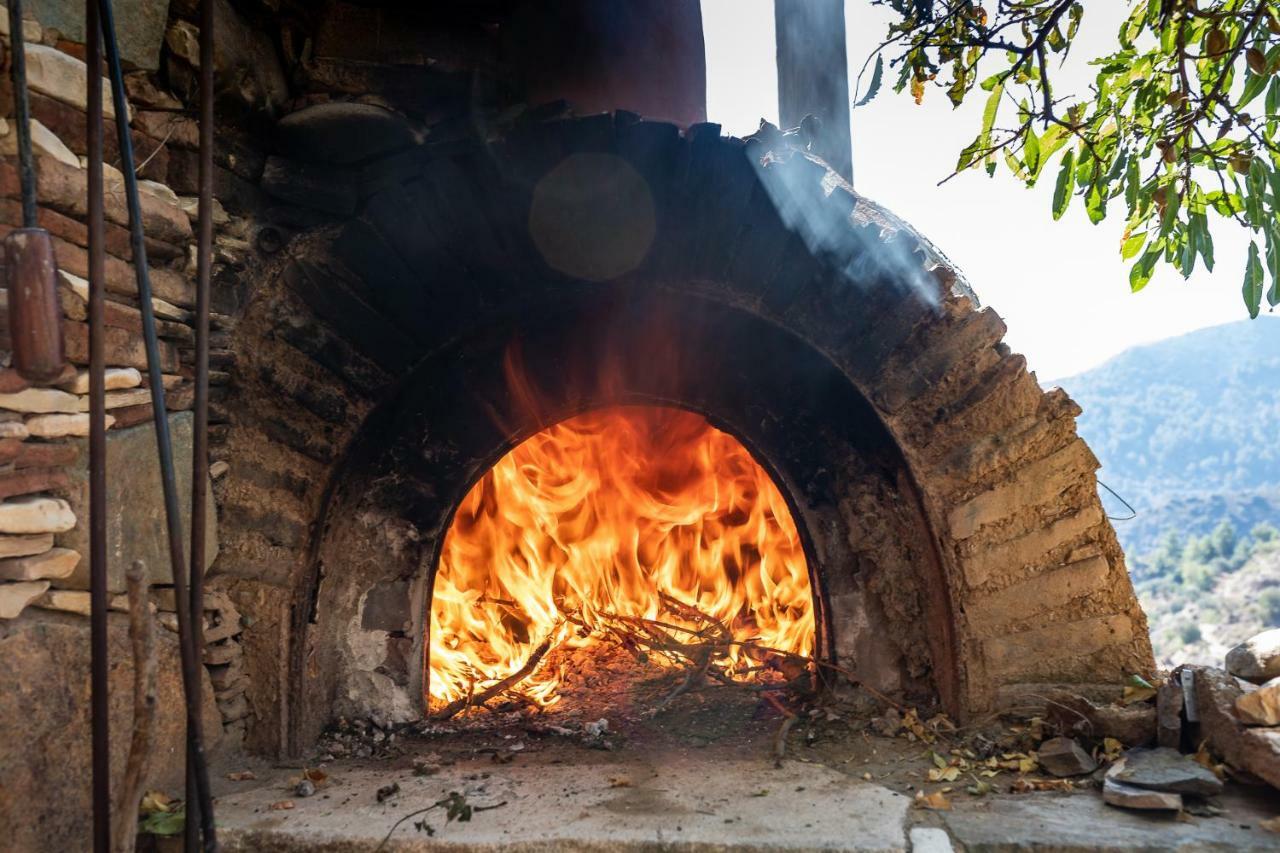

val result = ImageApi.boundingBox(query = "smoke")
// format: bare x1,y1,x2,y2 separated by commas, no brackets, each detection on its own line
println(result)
749,140,961,309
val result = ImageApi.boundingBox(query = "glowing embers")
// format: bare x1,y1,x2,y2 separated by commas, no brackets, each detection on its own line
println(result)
427,406,815,716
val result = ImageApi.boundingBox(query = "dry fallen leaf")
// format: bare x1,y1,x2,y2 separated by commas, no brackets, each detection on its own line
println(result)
608,775,632,788
270,800,295,811
914,790,952,811
927,767,961,783
1011,778,1075,793
1260,816,1280,834
227,770,257,782
1122,674,1158,705
139,791,173,815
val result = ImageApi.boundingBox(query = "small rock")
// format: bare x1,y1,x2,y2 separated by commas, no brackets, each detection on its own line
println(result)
1157,679,1183,749
0,422,29,439
0,534,55,559
26,412,115,438
0,388,83,414
1102,778,1183,811
375,782,400,803
0,496,76,534
1236,677,1280,726
1037,737,1098,777
35,589,130,616
295,779,316,798
1108,748,1223,797
585,718,609,737
1226,629,1280,684
23,43,125,119
0,580,51,618
0,547,80,581
58,367,143,395
274,102,416,165
1195,666,1280,788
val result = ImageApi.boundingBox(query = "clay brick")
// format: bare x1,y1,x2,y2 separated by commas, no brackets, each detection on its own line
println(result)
109,403,155,430
961,503,1104,589
965,553,1112,636
983,614,1134,682
0,467,72,501
13,442,79,470
949,440,1098,539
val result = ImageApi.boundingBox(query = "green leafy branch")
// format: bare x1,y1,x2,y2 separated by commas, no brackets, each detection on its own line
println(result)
859,0,1280,316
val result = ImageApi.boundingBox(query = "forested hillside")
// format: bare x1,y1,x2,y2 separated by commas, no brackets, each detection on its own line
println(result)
1053,318,1280,556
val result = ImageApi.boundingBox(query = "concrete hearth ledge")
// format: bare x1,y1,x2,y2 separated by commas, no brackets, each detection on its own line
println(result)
214,750,1280,853
217,757,911,852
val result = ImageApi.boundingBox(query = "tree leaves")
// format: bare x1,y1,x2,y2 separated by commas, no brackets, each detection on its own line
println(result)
853,55,884,109
882,0,1280,318
1053,149,1076,220
1243,241,1265,318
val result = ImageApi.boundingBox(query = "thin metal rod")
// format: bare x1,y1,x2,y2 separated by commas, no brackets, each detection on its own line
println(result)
94,1,218,849
6,0,38,226
184,0,214,845
85,0,109,849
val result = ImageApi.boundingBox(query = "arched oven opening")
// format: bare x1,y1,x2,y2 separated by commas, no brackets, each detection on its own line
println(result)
294,285,954,751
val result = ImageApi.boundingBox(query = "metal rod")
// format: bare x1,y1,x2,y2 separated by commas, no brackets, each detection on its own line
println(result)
93,1,218,849
85,0,109,849
5,0,38,226
184,0,215,845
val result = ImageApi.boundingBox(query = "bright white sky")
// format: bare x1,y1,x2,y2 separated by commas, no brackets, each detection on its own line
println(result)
702,1,1258,379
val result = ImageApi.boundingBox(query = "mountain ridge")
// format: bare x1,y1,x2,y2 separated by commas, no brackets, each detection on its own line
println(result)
1049,316,1280,555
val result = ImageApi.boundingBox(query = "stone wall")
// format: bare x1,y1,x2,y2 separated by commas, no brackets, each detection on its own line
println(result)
0,2,251,821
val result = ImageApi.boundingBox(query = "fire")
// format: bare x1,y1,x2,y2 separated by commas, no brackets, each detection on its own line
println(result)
427,406,815,712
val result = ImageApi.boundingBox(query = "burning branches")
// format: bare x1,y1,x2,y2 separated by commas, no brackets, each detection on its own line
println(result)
431,593,821,722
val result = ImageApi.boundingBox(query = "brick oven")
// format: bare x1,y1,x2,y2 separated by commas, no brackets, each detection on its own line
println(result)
0,1,1157,848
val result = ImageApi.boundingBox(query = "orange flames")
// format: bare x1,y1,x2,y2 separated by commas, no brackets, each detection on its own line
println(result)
427,406,815,712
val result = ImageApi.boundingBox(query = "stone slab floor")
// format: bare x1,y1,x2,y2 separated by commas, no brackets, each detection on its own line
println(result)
214,749,1280,852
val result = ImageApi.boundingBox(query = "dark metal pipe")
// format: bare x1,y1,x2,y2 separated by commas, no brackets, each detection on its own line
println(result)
184,0,215,845
93,1,218,849
4,0,66,383
5,0,38,227
85,1,110,849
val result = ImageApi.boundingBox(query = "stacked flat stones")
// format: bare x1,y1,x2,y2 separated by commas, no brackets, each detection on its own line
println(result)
0,7,243,731
0,15,194,618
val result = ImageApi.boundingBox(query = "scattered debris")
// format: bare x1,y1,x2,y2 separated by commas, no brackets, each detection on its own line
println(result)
1010,778,1076,793
1192,666,1280,788
227,770,257,782
1108,748,1224,797
269,800,295,811
1122,674,1158,705
1226,628,1280,684
1046,691,1157,747
295,780,316,798
1235,677,1280,726
375,791,507,852
1037,737,1098,778
376,783,401,803
1102,778,1182,811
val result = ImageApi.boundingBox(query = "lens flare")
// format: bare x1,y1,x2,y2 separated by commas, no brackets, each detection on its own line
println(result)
427,406,815,711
